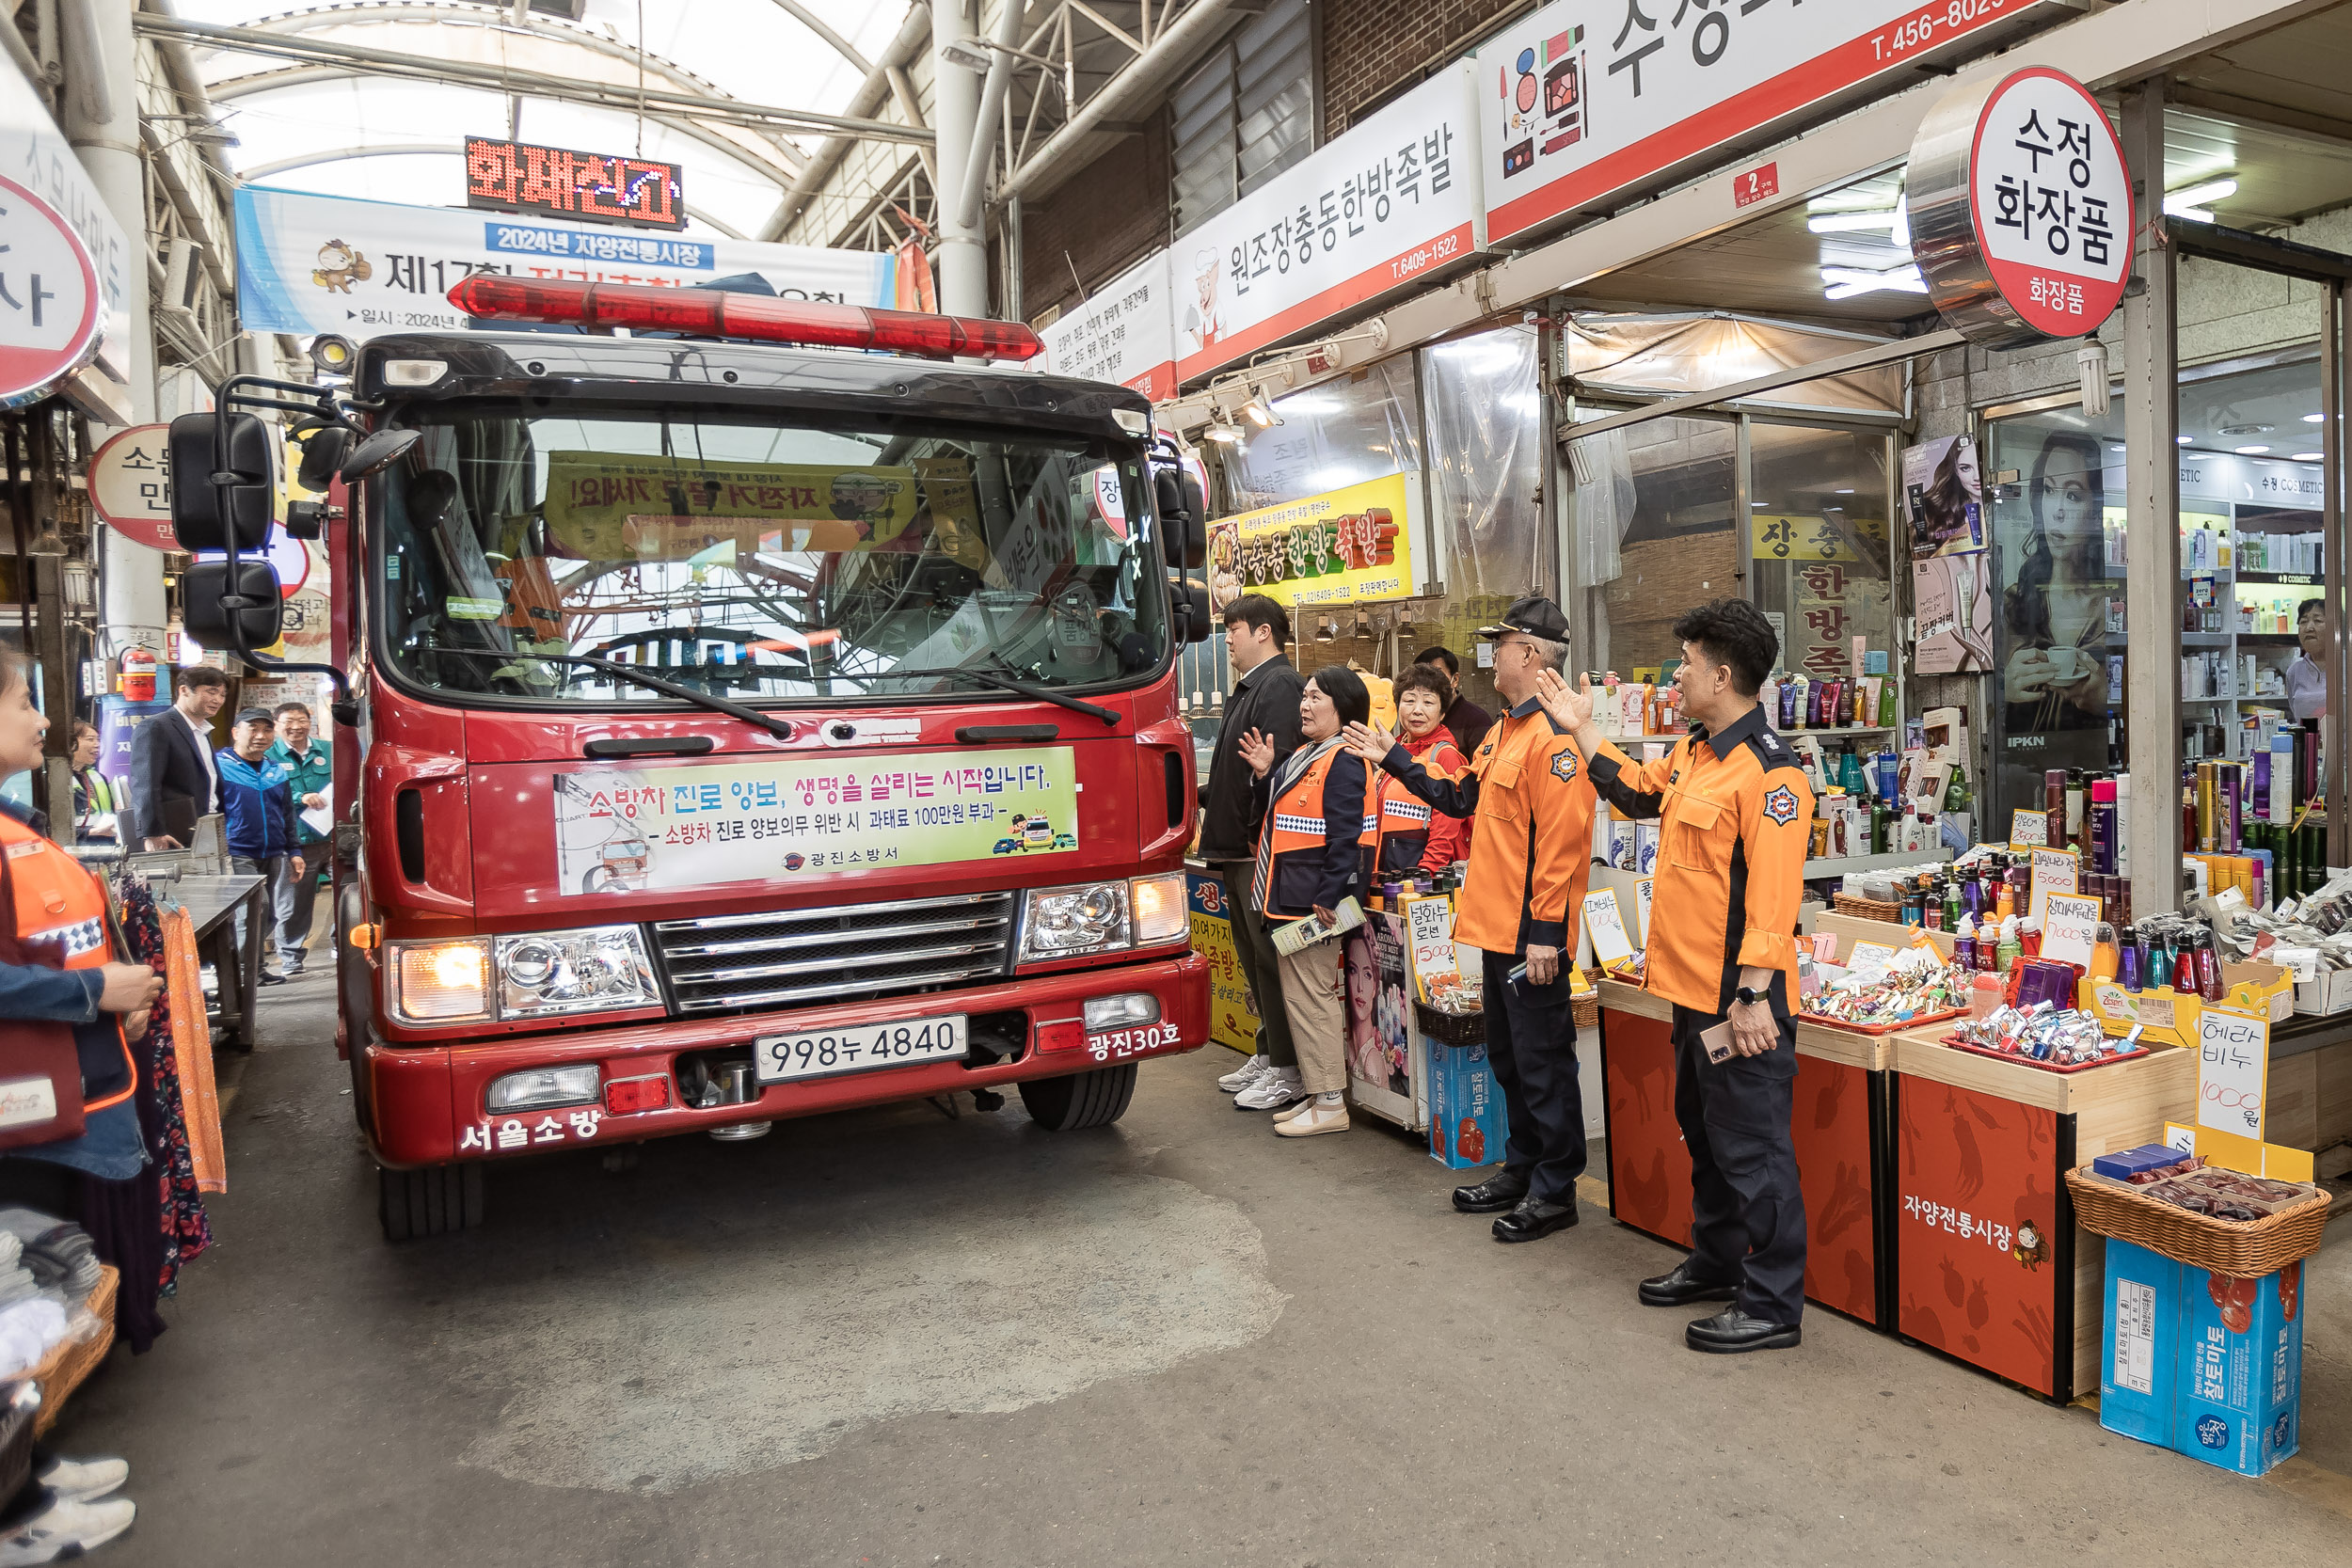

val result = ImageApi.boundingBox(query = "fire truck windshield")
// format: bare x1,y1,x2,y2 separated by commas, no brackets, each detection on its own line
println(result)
374,406,1166,707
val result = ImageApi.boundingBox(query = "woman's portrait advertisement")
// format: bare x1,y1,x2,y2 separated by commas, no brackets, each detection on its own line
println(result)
1993,425,2121,821
1904,435,1985,561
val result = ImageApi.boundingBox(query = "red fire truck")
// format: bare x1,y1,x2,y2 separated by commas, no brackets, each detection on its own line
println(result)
167,279,1212,1239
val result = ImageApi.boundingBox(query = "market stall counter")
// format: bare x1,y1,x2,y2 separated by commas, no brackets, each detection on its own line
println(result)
1886,1027,2195,1401
1595,977,1891,1328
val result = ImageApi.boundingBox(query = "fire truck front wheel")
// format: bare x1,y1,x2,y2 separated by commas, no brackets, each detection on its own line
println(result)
1017,1064,1137,1132
378,1163,485,1242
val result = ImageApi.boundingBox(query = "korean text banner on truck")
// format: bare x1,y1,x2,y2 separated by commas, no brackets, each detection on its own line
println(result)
552,748,1081,898
233,186,894,340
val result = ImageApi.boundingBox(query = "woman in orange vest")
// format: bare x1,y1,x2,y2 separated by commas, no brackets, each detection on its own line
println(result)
1361,662,1471,887
1235,665,1371,1136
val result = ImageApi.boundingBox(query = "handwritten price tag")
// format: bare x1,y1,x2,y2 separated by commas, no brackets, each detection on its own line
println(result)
1400,895,1460,1002
2197,1006,2270,1141
2039,893,2102,969
1635,877,1655,946
2027,847,2079,925
2008,808,2048,850
1582,888,1635,969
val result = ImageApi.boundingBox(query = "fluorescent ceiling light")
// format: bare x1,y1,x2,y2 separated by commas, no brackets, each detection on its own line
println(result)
2175,436,2193,445
1279,395,1345,415
1807,204,1910,248
2304,413,2327,424
1820,263,1928,299
2164,178,2238,216
2293,451,2323,462
2235,444,2270,454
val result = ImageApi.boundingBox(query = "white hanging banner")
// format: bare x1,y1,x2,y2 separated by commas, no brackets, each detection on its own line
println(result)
1172,65,1485,384
234,186,895,341
1037,249,1179,401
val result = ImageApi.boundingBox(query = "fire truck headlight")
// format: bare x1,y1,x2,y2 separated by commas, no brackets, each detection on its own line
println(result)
494,927,658,1020
1130,872,1188,945
388,939,493,1024
1020,881,1131,960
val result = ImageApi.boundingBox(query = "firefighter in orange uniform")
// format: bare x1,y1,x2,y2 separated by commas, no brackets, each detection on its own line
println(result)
1342,596,1596,1243
1537,597,1814,1354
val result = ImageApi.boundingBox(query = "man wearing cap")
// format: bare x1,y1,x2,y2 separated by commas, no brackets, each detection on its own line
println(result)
216,708,303,986
1536,597,1814,1354
1342,596,1597,1243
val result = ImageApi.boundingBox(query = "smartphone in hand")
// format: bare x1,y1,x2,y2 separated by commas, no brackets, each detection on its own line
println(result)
1699,1020,1736,1064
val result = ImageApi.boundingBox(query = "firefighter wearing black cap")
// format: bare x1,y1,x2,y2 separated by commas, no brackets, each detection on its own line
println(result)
1536,597,1814,1354
1343,595,1597,1243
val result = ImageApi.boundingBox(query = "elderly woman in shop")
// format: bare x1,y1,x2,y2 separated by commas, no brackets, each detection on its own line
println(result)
1234,665,1372,1136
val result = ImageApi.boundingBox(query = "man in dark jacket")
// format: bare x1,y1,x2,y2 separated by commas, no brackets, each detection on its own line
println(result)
1416,645,1494,756
130,665,228,848
1196,594,1306,1106
216,709,303,985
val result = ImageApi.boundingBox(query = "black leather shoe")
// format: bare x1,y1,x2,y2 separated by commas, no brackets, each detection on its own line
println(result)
1685,1307,1802,1354
1451,1174,1530,1213
1639,1259,1740,1307
1491,1196,1578,1243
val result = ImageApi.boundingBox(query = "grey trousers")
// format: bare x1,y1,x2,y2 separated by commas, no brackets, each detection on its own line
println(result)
274,851,322,965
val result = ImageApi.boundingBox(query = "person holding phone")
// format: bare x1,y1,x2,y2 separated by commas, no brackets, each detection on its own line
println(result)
1343,597,1597,1243
1536,598,1813,1354
1236,666,1372,1136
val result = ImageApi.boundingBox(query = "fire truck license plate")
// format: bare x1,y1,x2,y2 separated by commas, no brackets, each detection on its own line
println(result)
754,1014,967,1083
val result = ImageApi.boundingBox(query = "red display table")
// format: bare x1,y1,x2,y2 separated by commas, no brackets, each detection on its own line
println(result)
1595,979,1890,1327
1886,1029,2193,1400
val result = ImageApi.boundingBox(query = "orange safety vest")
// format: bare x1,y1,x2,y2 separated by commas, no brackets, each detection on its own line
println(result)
1249,741,1363,919
1359,770,1434,876
0,814,136,1112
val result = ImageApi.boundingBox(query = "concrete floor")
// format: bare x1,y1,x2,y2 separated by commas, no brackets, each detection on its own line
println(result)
50,970,2352,1566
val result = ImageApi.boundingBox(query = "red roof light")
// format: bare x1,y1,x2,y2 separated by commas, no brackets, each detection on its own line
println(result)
444,276,1042,361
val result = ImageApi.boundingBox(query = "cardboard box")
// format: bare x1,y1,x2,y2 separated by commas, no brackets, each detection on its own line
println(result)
2218,962,2295,1024
1425,1038,1507,1171
2100,1240,2305,1477
2080,980,2200,1047
2292,966,2352,1017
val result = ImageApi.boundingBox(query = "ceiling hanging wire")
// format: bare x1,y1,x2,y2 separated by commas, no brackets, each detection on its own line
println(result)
635,0,646,158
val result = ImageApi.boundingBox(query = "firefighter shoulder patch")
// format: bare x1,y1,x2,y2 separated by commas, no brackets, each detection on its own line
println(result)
1549,748,1578,783
1762,784,1801,827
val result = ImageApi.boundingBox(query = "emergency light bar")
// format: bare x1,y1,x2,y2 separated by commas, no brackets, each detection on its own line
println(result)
443,276,1044,361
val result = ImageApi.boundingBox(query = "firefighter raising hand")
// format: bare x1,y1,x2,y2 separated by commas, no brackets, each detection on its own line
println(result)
1339,721,1396,764
1235,726,1279,779
1532,668,1593,732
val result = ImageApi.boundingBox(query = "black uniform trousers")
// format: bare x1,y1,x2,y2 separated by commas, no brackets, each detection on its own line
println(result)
1668,999,1807,1324
1479,948,1587,1205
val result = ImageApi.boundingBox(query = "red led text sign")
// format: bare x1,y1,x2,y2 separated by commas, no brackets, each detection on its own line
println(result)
464,136,686,231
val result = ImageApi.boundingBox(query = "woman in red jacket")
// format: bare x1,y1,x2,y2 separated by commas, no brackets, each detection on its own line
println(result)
1361,662,1470,886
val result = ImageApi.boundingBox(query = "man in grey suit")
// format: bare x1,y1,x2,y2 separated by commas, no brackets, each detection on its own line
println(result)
131,666,229,848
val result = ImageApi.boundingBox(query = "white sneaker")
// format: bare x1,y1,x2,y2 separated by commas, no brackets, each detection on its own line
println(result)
0,1495,135,1565
36,1456,126,1503
1216,1054,1270,1093
1275,1098,1351,1137
1233,1068,1305,1111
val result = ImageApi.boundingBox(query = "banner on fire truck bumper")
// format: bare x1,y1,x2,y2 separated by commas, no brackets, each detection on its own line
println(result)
1172,66,1484,384
233,187,894,341
550,747,1080,897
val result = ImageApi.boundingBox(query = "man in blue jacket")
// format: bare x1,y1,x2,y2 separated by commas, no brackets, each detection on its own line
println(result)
216,708,302,987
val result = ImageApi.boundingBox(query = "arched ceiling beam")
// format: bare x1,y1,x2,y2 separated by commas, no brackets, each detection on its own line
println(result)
234,141,749,237
135,13,932,145
209,66,808,194
762,0,871,76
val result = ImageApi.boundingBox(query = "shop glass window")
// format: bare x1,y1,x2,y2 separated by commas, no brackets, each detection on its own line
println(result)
1422,326,1550,607
1584,414,1739,679
1747,422,1896,695
1983,405,2126,831
1170,0,1313,232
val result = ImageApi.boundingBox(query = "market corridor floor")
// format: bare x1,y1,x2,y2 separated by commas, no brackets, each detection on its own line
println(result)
57,980,2352,1566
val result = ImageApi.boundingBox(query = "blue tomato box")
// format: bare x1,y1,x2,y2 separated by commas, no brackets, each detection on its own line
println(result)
1425,1038,1506,1171
2100,1240,2305,1477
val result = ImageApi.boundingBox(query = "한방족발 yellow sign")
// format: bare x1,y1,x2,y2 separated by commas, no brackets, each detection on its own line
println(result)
1207,471,1418,610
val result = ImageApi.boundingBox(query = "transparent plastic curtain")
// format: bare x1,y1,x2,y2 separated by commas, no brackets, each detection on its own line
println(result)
1219,356,1422,511
1422,325,1549,599
1565,313,1905,415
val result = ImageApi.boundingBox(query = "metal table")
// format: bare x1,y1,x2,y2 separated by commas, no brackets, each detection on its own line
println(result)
169,873,269,1052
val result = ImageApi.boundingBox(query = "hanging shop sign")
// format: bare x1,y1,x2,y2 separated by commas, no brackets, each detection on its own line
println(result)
0,54,129,415
1476,0,2058,247
1172,66,1484,384
88,423,179,550
235,187,894,341
1907,68,2134,348
1205,471,1421,611
463,135,686,231
1037,249,1178,401
0,173,101,410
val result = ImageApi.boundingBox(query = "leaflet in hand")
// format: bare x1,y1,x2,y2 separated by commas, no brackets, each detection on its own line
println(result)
1271,895,1366,955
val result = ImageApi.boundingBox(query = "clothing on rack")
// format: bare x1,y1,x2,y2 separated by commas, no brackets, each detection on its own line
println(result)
162,908,224,1195
110,878,210,1323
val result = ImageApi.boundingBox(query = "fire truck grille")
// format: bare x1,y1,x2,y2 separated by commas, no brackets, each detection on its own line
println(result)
650,891,1019,1016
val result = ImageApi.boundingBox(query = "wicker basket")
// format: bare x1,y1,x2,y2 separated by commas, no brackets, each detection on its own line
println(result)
1414,1001,1486,1045
2064,1169,2333,1276
1833,892,1904,924
27,1266,117,1437
1572,993,1599,1031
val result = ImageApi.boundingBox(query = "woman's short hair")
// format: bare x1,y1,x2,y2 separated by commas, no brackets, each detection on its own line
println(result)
1307,664,1371,729
1394,661,1454,708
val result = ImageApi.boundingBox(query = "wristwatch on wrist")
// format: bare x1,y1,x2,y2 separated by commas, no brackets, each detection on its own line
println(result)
1734,985,1764,1007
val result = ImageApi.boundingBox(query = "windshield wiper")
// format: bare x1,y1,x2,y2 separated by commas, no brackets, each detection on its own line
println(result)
837,663,1120,725
427,647,798,738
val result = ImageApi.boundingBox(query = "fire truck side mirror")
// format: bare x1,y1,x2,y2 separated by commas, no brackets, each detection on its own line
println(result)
167,412,275,552
180,560,284,650
1171,578,1212,643
340,429,420,483
1154,468,1206,569
294,425,353,493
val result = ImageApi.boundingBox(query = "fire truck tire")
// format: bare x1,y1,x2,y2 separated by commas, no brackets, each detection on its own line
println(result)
1017,1064,1136,1131
378,1163,485,1242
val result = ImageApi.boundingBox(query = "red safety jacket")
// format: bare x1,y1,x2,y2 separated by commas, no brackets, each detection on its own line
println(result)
0,813,135,1111
1359,728,1470,881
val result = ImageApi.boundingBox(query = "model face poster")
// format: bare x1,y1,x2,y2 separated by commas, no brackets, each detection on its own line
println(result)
1991,425,2120,826
1904,435,1985,561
